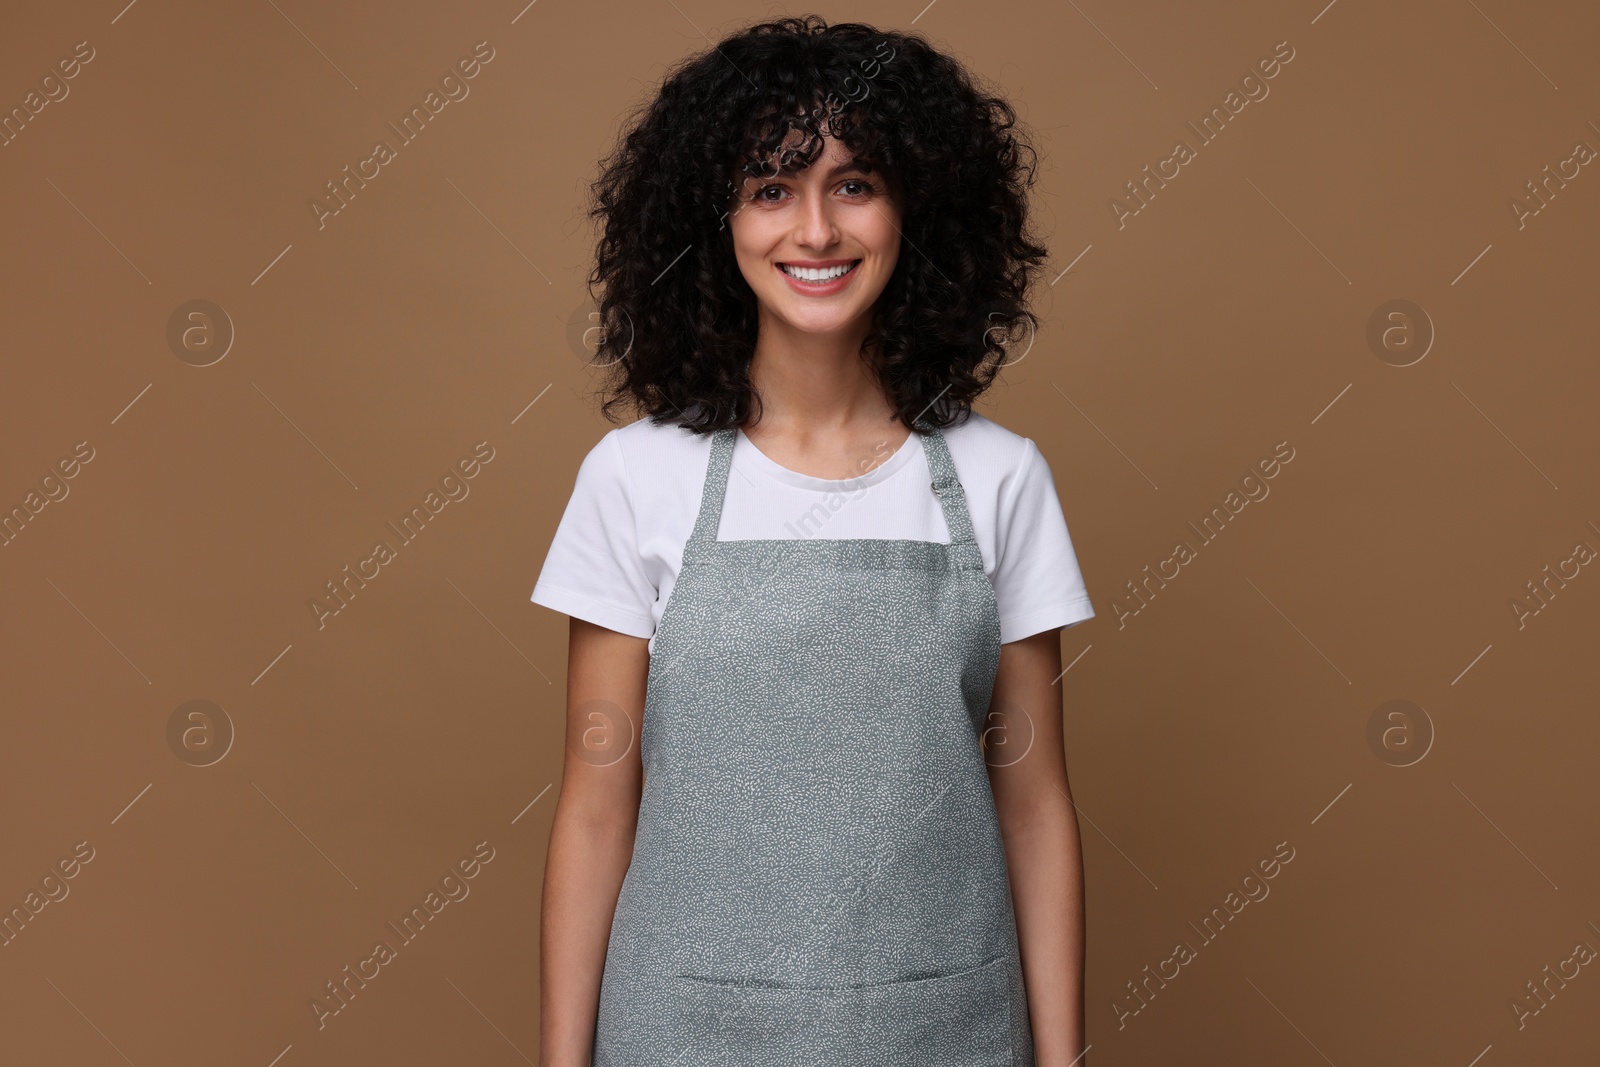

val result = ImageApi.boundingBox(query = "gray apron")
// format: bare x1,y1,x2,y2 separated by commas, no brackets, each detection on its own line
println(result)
591,420,1034,1066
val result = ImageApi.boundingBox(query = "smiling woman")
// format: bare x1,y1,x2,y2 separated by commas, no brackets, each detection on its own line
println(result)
727,135,904,340
535,15,1093,1067
582,15,1047,433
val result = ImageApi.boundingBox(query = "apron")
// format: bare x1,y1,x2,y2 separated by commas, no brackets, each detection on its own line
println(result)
591,419,1034,1066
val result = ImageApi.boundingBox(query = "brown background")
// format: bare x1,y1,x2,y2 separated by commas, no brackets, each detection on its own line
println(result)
2,1,1597,1064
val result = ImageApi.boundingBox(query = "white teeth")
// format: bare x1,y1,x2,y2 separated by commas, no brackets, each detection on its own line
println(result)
780,262,855,281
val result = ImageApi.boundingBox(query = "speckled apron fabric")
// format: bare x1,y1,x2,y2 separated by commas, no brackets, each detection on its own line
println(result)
591,419,1033,1066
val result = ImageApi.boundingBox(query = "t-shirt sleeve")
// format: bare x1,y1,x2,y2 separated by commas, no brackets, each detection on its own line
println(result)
992,437,1095,643
529,430,657,639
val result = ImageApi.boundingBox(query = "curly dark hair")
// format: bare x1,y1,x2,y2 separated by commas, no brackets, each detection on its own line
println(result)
584,14,1050,433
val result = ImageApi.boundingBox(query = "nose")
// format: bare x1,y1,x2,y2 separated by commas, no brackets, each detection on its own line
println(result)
795,187,839,251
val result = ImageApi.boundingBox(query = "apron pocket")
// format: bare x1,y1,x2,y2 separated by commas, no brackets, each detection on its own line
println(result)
648,955,1015,1067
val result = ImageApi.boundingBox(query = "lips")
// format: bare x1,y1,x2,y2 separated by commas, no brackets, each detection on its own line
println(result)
778,260,860,282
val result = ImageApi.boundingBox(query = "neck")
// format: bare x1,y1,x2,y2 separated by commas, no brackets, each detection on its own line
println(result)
745,308,895,435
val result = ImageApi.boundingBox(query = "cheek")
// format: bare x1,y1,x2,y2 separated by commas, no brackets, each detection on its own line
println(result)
864,211,903,260
870,235,901,278
727,224,763,279
879,231,902,267
732,239,768,283
729,213,775,264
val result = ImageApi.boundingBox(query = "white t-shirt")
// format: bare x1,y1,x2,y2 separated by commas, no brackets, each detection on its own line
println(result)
530,410,1094,652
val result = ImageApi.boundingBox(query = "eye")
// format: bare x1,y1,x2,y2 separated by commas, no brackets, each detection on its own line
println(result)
839,178,875,197
750,183,787,202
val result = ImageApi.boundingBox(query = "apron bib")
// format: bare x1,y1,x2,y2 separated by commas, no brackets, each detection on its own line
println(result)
592,420,1033,1066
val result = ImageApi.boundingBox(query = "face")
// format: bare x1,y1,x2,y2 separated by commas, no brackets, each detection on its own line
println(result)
726,132,902,340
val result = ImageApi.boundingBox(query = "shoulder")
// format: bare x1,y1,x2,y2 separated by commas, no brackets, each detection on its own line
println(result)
578,416,715,482
937,410,1037,490
570,418,717,532
612,415,716,453
938,409,1028,451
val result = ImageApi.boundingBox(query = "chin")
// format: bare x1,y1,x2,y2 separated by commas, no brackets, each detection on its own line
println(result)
773,307,869,335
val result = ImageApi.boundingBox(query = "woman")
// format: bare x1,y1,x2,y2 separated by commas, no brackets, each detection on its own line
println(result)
533,16,1093,1066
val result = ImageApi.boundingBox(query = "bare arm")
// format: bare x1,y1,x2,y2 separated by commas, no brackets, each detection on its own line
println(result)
539,617,650,1067
986,627,1088,1067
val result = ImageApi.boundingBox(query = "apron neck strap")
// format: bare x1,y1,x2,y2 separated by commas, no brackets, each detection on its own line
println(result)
914,418,978,547
688,428,738,547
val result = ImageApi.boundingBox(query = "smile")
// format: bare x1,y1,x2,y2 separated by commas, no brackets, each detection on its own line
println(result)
777,260,860,282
